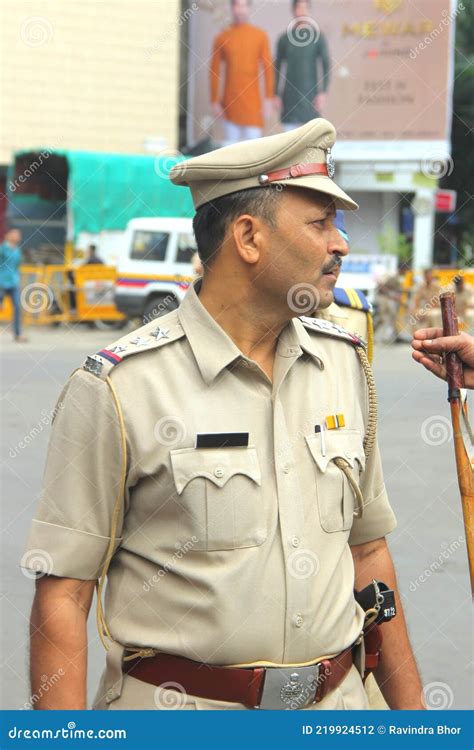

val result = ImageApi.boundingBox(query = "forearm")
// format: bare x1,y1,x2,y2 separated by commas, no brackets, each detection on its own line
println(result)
352,539,424,709
29,579,92,709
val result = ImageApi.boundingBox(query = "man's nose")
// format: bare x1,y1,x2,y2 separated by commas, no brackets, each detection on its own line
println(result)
328,226,349,257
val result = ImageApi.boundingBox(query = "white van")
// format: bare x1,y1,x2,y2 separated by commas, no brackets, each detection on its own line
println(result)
115,217,196,321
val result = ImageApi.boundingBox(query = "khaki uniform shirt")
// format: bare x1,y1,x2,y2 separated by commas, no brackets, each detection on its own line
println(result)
22,280,396,666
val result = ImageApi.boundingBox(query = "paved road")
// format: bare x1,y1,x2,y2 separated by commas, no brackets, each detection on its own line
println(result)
1,324,472,710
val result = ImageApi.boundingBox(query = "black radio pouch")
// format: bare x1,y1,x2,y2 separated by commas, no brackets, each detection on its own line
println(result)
354,579,397,624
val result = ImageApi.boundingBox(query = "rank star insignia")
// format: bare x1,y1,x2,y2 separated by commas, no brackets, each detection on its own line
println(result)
109,345,127,354
150,327,170,341
130,336,149,346
326,148,335,179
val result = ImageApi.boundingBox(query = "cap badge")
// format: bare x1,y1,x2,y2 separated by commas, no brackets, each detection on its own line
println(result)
326,148,335,179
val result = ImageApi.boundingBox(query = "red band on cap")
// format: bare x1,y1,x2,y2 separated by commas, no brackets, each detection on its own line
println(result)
260,162,328,184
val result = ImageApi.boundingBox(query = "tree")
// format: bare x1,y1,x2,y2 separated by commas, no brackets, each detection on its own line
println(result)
440,3,474,251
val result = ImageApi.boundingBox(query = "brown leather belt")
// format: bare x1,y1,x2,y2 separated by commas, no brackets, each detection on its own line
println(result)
122,646,354,709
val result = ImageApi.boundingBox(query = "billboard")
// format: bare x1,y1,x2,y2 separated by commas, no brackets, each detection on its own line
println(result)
185,0,457,155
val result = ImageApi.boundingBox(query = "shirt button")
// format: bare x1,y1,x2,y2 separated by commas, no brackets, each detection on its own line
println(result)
294,614,304,628
291,536,300,548
214,467,225,478
282,464,290,474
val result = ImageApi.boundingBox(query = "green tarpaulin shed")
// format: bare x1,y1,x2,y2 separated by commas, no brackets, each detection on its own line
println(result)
12,149,194,239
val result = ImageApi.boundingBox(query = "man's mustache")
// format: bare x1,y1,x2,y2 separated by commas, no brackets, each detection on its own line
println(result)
322,256,343,275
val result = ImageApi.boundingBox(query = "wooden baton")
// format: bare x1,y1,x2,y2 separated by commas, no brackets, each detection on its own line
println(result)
440,292,474,595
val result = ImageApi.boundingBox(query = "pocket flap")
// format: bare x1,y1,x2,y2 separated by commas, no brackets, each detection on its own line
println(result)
170,446,262,495
305,430,366,473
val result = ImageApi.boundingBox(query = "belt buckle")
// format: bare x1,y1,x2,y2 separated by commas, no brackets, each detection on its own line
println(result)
257,663,321,710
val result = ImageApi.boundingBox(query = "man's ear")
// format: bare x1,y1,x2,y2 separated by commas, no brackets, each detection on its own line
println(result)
231,214,267,266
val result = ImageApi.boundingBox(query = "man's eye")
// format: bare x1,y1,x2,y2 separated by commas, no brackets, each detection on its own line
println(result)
312,220,325,226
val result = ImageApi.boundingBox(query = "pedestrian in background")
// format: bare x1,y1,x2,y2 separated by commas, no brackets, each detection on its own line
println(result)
84,244,104,265
0,228,27,343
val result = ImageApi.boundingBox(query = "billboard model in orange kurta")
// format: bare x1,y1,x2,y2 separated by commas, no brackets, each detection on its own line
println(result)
210,0,274,144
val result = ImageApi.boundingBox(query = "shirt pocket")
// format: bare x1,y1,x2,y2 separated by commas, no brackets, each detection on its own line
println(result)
305,430,366,533
169,446,264,551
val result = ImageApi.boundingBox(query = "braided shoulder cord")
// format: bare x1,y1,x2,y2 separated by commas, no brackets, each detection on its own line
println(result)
355,344,378,462
333,344,378,519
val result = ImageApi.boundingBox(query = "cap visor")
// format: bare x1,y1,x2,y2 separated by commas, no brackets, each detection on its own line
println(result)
274,175,358,210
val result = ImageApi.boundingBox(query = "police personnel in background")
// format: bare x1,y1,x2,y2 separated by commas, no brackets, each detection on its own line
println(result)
375,272,402,346
410,268,442,333
22,119,424,710
316,211,374,362
453,275,472,330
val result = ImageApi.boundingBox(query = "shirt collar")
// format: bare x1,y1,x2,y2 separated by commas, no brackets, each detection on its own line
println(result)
290,318,325,368
178,279,324,385
178,279,243,385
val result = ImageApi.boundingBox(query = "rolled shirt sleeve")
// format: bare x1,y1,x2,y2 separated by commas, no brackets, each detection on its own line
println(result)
21,369,126,580
348,440,397,546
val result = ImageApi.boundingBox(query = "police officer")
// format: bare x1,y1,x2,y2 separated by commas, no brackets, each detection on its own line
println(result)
410,268,442,332
375,272,402,345
22,119,424,710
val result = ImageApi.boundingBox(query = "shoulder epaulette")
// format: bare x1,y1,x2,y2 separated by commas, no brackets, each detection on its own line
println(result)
333,287,372,313
82,311,185,380
299,316,366,348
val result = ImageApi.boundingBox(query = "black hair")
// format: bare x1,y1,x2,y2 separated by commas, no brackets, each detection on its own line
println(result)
192,187,280,268
293,0,310,10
